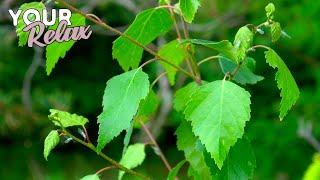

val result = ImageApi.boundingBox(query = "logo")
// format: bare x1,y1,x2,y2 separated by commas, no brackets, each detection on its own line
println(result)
9,8,92,47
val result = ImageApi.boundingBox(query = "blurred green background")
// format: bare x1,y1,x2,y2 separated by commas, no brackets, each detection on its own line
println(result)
1,0,320,179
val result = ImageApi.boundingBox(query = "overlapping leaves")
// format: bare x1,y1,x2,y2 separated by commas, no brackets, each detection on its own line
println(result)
184,80,251,168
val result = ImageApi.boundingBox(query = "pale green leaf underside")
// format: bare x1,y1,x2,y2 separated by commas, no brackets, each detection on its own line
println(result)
167,160,187,180
113,8,173,71
46,14,86,75
180,39,237,63
179,0,201,23
119,143,146,180
264,48,299,120
159,40,185,85
97,68,149,151
16,2,46,46
219,55,264,85
265,3,275,20
80,174,100,180
48,109,89,127
44,130,60,161
271,22,282,42
175,121,211,179
184,80,251,169
233,26,254,61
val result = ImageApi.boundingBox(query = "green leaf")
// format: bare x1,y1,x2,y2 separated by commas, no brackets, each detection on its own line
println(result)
16,2,46,46
113,8,173,71
265,3,275,20
233,26,254,62
46,14,86,75
167,160,187,180
159,40,185,85
119,143,146,180
123,121,134,155
219,55,264,85
184,80,251,168
180,39,237,63
175,121,211,179
179,0,202,23
43,130,60,161
264,48,299,120
271,22,282,42
48,109,89,127
303,154,320,180
80,174,100,180
174,81,200,112
135,90,159,128
159,0,171,5
97,68,149,151
209,138,256,179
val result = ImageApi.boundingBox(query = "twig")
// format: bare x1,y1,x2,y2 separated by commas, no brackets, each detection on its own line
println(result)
56,0,198,82
139,119,172,171
150,69,177,89
229,62,242,80
95,166,118,175
53,119,150,180
82,125,91,144
22,46,43,113
298,118,320,152
197,55,221,66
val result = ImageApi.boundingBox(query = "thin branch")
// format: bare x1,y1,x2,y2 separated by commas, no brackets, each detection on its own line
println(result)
250,45,269,50
22,46,43,113
150,69,177,88
229,62,242,80
53,119,150,180
82,125,91,144
197,55,221,66
298,118,320,152
140,58,159,68
139,119,172,171
56,0,198,82
95,166,118,176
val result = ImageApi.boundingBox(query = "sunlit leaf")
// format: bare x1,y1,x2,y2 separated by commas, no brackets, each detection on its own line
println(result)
48,109,89,127
97,68,149,151
264,48,299,120
159,40,185,85
181,39,237,63
16,2,46,46
119,143,146,180
113,8,173,71
46,14,86,75
179,0,202,23
184,80,251,168
43,130,60,161
233,26,254,62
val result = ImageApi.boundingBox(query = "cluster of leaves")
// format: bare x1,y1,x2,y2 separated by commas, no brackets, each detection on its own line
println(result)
15,0,300,179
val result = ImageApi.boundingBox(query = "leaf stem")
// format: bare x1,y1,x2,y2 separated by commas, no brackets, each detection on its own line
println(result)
82,125,91,144
95,166,118,175
197,55,221,66
139,119,172,171
140,58,159,69
150,69,177,89
250,45,270,50
56,0,198,82
58,125,150,180
229,62,243,80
